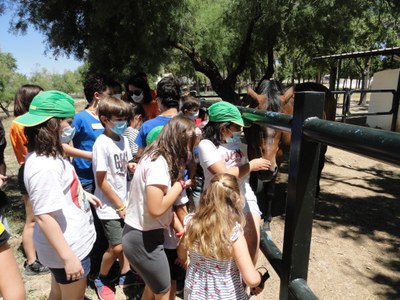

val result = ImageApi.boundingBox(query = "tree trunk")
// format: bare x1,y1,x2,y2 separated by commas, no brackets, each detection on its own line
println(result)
359,57,371,105
329,62,337,92
172,9,261,104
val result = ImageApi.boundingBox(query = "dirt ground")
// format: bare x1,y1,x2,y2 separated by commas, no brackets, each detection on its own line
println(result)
2,105,399,299
259,146,400,300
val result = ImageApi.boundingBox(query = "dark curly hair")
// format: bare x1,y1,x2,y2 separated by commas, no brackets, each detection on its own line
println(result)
83,74,112,103
156,76,181,109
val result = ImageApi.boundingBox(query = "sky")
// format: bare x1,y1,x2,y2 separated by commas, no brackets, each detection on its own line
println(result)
0,9,82,76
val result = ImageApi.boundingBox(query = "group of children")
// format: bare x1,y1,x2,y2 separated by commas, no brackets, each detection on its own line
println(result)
0,73,271,300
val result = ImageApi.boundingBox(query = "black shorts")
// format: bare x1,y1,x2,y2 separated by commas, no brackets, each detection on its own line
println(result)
17,164,28,195
164,248,185,281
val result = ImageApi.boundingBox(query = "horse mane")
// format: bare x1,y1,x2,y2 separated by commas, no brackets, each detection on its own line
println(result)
254,79,284,112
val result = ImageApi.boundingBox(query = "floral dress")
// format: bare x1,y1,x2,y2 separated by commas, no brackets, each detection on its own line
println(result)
184,216,248,300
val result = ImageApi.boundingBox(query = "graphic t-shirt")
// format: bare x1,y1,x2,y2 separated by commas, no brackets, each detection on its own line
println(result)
92,134,132,219
24,152,96,268
198,139,257,202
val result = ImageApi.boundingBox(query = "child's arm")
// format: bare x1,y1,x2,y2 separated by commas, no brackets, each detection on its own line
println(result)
175,204,188,227
62,143,92,160
176,236,188,269
232,234,263,288
207,158,271,180
146,178,191,218
35,213,83,281
84,191,102,208
0,242,25,299
171,211,184,234
96,171,126,218
127,162,137,173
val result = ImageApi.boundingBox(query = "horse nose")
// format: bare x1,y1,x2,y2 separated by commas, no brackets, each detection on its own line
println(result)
257,166,278,182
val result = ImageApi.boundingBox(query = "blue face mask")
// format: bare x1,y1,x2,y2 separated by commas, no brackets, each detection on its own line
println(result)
60,126,76,143
110,120,127,136
226,131,241,144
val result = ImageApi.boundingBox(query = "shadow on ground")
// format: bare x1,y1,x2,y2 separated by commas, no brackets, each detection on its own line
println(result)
255,157,400,299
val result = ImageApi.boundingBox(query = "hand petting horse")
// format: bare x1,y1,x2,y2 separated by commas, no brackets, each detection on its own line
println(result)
242,79,337,225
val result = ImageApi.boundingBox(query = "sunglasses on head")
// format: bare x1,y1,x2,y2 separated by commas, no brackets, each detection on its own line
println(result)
129,90,142,96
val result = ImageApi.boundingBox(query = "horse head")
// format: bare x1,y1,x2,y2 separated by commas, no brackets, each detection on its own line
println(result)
243,79,294,183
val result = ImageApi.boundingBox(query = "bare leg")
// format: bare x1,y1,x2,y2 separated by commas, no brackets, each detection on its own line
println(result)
99,244,121,276
0,242,25,300
22,194,37,264
48,274,62,300
169,280,177,300
59,276,87,300
141,284,171,300
141,285,155,300
244,212,261,265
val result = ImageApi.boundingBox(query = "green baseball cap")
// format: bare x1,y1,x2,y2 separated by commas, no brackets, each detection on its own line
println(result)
14,90,75,127
146,126,164,145
207,101,245,127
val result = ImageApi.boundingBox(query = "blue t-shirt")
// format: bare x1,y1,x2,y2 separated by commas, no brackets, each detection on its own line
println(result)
72,110,104,183
135,115,172,148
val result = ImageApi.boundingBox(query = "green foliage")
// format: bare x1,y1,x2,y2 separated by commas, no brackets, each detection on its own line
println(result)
0,51,28,108
5,0,400,99
0,49,83,110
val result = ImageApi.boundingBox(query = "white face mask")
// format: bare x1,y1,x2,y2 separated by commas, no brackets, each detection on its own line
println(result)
112,93,122,99
131,93,143,103
188,110,199,120
60,126,76,143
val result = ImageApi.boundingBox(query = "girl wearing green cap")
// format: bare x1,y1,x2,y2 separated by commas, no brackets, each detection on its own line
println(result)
198,101,272,266
15,90,102,300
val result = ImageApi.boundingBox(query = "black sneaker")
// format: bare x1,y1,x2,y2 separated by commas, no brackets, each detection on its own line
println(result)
24,260,50,276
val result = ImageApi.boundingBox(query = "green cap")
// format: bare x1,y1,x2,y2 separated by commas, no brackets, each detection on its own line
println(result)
207,101,245,127
146,126,164,145
14,90,75,127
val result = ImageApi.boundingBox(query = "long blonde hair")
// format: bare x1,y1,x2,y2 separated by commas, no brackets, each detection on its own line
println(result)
183,173,245,260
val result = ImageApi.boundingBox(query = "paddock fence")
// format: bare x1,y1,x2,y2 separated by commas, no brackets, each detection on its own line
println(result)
200,92,400,299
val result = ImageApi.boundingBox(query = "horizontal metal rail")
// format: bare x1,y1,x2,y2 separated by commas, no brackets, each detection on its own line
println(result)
288,279,318,300
303,117,400,166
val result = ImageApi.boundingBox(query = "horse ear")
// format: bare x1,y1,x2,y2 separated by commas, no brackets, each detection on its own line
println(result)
247,87,268,110
281,86,294,105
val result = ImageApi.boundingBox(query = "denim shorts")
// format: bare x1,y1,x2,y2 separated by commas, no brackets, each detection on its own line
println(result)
49,255,90,285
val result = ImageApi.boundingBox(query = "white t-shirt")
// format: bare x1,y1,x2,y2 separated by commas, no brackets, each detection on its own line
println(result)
125,154,173,231
24,152,96,268
92,134,133,220
198,139,257,202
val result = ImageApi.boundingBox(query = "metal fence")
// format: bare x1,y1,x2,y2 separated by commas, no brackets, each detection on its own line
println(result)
201,92,400,299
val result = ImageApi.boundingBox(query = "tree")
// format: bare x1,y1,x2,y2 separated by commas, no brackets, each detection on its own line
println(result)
0,50,28,115
6,0,400,103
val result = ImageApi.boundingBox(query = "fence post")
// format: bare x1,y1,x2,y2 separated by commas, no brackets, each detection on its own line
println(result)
280,92,325,299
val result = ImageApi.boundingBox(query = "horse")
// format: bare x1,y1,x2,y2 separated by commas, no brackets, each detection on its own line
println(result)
242,79,337,225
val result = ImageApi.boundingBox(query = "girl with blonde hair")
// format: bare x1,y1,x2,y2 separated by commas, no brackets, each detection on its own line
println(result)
180,173,266,300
